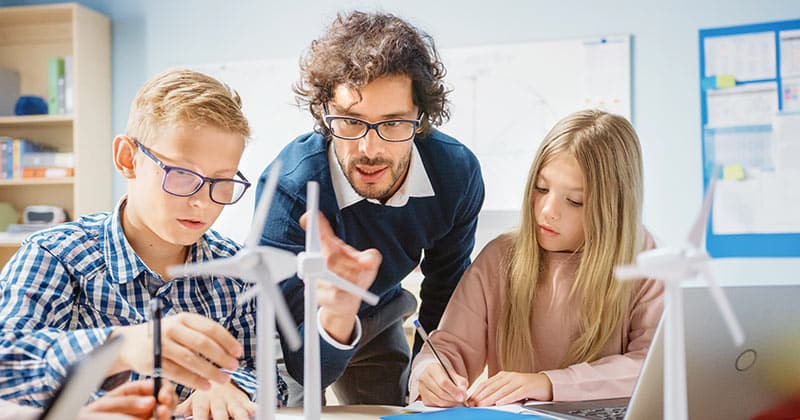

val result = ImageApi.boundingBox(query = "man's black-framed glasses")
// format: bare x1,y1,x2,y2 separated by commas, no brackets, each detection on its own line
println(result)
133,139,250,205
323,105,423,142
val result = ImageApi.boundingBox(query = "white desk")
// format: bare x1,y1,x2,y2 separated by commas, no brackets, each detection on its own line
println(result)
276,405,405,419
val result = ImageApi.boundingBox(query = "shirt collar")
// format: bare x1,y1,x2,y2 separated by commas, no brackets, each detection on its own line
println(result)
103,196,149,284
103,196,211,284
328,141,435,209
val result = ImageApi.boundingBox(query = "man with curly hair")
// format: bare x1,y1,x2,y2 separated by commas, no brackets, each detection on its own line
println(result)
256,11,484,406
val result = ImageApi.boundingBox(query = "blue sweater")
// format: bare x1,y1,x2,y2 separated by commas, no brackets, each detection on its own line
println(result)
257,129,484,387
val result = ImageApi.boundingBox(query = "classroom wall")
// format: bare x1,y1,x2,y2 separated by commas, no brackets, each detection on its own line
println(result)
3,0,798,286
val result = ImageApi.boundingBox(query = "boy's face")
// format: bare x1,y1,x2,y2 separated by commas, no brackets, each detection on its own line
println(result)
329,74,418,202
532,152,586,253
126,124,245,247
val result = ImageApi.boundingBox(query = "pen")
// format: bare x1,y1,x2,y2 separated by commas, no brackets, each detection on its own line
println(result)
413,319,462,392
149,296,163,416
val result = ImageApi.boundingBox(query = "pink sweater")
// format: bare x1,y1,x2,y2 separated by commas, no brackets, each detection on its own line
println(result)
409,233,664,402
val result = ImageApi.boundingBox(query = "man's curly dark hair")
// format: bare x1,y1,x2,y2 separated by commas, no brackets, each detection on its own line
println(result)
294,11,450,138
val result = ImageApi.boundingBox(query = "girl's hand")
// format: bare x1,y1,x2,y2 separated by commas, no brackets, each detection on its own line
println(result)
417,363,469,407
467,371,553,407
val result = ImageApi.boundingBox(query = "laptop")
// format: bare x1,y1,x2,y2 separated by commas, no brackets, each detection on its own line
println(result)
38,336,123,420
527,284,800,420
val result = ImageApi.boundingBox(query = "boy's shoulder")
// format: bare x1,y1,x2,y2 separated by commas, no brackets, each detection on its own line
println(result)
201,229,243,259
23,212,109,273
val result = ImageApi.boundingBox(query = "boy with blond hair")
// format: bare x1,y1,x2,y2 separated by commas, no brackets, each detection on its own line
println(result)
0,69,271,419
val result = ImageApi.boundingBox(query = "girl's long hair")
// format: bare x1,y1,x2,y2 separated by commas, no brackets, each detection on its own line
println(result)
497,109,644,371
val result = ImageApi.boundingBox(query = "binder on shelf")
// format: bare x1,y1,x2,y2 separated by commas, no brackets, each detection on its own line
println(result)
47,57,64,115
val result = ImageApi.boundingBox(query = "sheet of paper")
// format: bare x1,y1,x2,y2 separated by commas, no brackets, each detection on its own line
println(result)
705,82,778,128
713,168,800,235
581,36,631,117
704,31,776,80
385,406,551,419
403,400,527,413
780,29,800,78
781,76,800,112
704,125,773,169
772,112,800,172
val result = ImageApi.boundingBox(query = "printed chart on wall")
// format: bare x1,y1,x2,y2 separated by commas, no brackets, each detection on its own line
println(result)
700,19,800,257
439,35,631,211
191,35,631,242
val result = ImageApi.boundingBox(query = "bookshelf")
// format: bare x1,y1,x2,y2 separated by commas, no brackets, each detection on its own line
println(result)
0,3,111,266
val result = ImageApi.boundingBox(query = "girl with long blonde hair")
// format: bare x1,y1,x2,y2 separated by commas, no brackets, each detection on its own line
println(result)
409,110,664,407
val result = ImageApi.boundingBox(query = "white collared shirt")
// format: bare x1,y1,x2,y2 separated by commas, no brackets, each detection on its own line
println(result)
328,141,435,209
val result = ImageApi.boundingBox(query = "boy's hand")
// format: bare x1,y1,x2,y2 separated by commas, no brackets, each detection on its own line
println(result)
108,313,243,391
81,379,177,420
467,371,553,407
299,212,381,343
418,363,468,407
176,381,256,420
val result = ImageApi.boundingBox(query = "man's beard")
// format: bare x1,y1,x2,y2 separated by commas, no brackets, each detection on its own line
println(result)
340,152,411,201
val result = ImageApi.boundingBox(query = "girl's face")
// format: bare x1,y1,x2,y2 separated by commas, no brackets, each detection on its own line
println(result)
532,152,586,252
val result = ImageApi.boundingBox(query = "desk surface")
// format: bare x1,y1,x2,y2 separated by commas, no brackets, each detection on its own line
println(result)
277,405,405,419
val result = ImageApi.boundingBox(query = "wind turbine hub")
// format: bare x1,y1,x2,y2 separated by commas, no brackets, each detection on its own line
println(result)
297,252,325,279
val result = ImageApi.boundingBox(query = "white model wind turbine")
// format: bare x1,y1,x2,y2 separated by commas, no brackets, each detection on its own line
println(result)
615,167,745,420
167,162,301,420
298,181,380,420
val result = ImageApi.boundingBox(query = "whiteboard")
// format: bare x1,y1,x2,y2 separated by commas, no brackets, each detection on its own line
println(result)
192,34,631,243
440,35,631,211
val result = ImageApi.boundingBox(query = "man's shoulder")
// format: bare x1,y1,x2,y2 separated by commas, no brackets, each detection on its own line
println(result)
416,130,483,200
261,131,330,193
417,129,481,171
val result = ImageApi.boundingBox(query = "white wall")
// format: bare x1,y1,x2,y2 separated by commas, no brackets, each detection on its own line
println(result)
3,0,798,285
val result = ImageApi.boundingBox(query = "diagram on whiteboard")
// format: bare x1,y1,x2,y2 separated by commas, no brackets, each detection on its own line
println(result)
440,35,631,210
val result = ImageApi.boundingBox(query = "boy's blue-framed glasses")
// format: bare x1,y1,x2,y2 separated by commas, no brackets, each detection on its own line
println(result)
322,104,423,142
132,138,250,205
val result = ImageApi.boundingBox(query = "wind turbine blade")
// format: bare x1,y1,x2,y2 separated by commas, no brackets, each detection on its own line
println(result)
236,284,260,305
262,247,299,282
167,257,243,279
614,264,649,281
687,165,720,248
306,181,322,254
701,267,745,346
321,272,380,306
262,280,301,351
245,162,282,249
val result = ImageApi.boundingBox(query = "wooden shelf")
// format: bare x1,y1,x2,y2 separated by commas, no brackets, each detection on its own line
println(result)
0,177,74,186
0,239,23,247
0,3,110,268
0,115,73,127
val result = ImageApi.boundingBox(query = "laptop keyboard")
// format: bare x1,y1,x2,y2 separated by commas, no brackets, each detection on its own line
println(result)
567,406,627,419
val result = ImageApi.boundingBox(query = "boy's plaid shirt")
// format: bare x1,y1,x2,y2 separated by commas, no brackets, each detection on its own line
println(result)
0,199,287,407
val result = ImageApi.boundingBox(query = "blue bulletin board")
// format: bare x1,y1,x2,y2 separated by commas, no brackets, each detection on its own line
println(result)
699,19,800,257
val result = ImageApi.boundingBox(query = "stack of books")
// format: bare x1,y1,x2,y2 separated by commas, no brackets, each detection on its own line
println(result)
0,137,74,179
